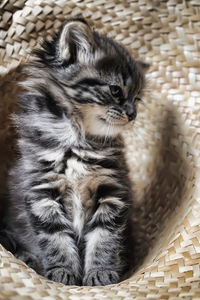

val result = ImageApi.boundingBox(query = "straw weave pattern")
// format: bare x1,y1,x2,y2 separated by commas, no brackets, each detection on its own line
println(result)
0,0,200,299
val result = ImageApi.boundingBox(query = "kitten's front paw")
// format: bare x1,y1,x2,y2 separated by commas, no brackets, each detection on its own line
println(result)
83,269,119,286
46,267,80,285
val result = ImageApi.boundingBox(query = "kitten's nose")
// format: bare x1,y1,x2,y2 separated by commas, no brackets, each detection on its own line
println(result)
123,101,137,121
126,112,135,121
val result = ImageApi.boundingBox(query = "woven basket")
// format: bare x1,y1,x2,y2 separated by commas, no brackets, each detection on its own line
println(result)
0,0,200,299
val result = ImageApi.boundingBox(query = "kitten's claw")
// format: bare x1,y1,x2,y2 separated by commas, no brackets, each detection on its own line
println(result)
83,269,119,286
46,267,80,285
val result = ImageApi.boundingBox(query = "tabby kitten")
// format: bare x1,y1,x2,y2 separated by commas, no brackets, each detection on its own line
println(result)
2,18,147,286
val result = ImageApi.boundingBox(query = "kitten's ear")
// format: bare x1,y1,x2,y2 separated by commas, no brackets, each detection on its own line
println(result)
136,60,150,72
59,18,94,63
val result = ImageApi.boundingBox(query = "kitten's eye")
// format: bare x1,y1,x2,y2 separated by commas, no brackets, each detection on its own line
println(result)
109,85,123,101
134,97,142,103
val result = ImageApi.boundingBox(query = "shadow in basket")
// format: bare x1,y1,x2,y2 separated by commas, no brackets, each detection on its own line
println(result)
128,108,189,275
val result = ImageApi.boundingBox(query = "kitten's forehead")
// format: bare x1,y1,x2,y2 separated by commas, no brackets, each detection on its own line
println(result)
95,53,143,94
96,56,121,72
96,56,130,83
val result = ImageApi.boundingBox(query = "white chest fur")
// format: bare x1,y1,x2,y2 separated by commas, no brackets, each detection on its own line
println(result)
65,157,88,180
64,156,89,237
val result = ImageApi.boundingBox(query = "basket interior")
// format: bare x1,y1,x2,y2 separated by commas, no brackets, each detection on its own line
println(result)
0,0,200,299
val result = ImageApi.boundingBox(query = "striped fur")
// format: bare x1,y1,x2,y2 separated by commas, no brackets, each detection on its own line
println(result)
1,18,147,286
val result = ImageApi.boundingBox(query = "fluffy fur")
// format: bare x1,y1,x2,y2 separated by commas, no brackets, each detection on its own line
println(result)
0,18,147,286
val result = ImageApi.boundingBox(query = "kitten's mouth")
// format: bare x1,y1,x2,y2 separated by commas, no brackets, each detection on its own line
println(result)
99,117,128,126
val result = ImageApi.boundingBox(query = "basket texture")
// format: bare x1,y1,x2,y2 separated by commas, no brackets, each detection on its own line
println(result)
0,0,200,299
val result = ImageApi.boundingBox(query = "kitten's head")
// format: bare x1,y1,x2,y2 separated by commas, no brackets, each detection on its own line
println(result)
36,18,148,138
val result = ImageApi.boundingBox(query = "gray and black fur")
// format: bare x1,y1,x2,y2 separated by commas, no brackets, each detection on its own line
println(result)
1,18,148,286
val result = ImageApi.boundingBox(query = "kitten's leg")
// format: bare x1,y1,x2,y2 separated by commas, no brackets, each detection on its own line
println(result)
0,229,17,253
83,189,129,286
83,228,121,286
27,195,81,285
40,231,81,285
0,228,42,273
15,250,43,273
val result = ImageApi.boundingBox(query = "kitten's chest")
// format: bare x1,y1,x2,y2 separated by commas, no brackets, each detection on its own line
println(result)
48,147,116,236
65,155,88,185
58,150,106,235
64,155,93,209
61,148,109,200
63,156,90,235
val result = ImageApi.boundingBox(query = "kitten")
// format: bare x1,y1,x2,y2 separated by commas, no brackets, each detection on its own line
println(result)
1,18,147,286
